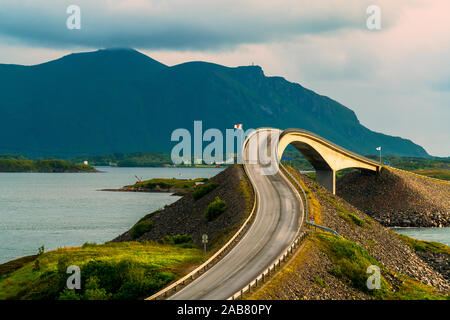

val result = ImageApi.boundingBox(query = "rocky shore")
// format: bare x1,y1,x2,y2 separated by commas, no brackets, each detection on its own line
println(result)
112,165,253,248
249,169,449,300
337,167,449,228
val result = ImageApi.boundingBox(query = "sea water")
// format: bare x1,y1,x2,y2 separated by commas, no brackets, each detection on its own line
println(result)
0,167,223,264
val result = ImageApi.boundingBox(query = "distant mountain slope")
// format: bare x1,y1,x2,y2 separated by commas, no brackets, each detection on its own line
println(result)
0,48,429,158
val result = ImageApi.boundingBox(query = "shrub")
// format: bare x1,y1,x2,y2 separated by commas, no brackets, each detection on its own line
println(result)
193,182,219,200
33,259,41,272
317,233,381,292
131,221,153,239
83,276,112,300
81,261,122,293
58,289,81,300
160,234,194,247
204,197,227,221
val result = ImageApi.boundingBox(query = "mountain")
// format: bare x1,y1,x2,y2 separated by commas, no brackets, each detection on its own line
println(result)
0,48,429,158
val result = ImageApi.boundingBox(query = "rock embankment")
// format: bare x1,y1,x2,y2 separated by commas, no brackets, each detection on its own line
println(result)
249,169,448,300
112,165,253,248
336,168,449,227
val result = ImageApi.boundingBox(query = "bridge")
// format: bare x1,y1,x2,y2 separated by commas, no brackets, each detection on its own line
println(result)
278,128,382,194
151,128,381,300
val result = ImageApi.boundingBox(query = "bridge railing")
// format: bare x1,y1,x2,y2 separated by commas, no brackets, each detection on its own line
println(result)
227,163,346,300
306,221,341,236
281,128,382,169
282,164,343,235
146,163,258,300
227,163,308,300
228,230,308,300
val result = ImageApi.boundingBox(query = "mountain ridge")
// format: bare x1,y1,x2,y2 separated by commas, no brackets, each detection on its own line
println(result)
0,48,429,158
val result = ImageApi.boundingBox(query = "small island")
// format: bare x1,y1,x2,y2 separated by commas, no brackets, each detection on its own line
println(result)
102,177,210,195
0,157,97,173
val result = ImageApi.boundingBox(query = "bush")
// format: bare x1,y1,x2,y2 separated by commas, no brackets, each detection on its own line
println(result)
204,197,227,221
160,234,193,246
81,261,122,293
193,182,219,200
131,221,154,239
318,234,381,292
58,289,81,300
83,276,112,300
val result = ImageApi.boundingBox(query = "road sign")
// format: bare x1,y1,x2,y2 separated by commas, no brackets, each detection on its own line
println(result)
384,161,390,165
202,234,208,244
309,216,315,224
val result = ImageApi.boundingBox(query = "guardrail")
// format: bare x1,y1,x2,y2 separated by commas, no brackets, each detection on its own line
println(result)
228,231,308,300
282,164,342,237
226,164,343,300
227,162,308,300
146,163,258,300
280,163,308,223
306,221,341,236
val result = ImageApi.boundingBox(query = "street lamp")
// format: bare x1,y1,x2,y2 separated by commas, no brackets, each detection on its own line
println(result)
376,146,382,164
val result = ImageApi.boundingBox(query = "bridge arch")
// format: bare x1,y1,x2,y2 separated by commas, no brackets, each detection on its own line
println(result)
277,129,381,194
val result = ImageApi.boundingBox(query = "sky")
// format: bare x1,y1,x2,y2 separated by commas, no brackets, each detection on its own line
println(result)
0,0,448,156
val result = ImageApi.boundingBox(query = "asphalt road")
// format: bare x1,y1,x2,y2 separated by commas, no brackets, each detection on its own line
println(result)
170,128,303,300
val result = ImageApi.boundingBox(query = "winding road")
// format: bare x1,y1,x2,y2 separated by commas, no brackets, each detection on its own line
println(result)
170,128,304,300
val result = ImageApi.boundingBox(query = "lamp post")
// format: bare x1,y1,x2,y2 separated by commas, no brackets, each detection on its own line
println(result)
376,146,382,164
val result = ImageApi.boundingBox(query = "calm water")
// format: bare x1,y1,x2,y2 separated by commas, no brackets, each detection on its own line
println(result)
392,227,450,246
0,167,223,264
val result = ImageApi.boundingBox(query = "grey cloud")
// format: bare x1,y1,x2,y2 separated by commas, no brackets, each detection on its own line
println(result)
0,0,376,50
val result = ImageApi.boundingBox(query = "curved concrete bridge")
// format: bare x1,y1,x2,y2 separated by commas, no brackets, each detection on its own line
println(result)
164,128,381,300
277,128,382,194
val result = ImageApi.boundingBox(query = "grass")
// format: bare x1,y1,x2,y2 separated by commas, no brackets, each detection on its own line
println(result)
314,276,328,288
284,166,322,224
411,169,450,181
395,233,450,255
0,242,202,300
314,233,448,300
192,181,219,200
127,177,208,191
304,172,315,180
317,191,369,228
0,158,97,173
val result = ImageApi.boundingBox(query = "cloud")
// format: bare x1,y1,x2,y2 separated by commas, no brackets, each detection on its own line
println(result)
0,0,448,156
0,0,403,50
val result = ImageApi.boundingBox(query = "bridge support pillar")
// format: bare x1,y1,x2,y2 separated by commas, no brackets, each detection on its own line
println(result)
316,169,335,194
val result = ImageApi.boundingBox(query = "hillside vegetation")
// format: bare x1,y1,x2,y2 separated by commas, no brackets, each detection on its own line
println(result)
0,48,428,158
107,177,209,195
113,165,254,251
248,167,449,300
0,158,97,173
0,242,202,300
